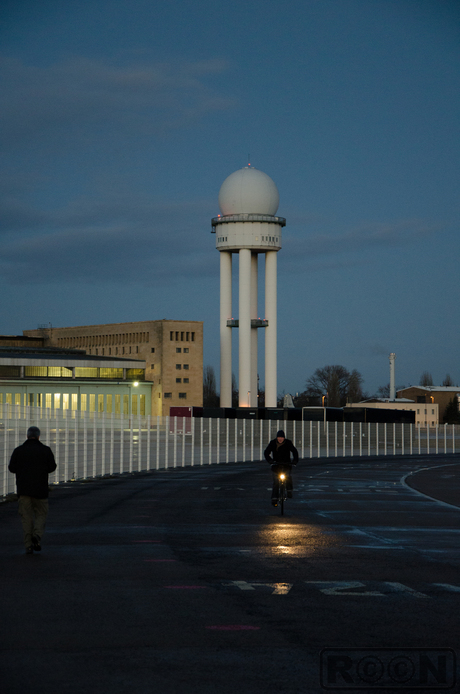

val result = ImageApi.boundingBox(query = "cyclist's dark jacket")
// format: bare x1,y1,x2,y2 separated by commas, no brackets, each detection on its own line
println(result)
264,438,299,465
9,438,56,498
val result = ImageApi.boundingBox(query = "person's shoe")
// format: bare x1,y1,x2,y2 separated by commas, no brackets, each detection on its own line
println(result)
32,536,41,552
287,491,293,498
271,498,278,507
25,547,33,555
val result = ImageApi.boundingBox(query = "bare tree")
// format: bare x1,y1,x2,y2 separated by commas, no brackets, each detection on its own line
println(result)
442,374,453,386
419,372,433,386
232,373,238,408
203,365,219,408
305,365,363,407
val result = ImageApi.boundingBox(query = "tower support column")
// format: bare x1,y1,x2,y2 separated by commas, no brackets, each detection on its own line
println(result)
265,251,277,407
250,252,258,407
220,251,232,408
239,248,252,407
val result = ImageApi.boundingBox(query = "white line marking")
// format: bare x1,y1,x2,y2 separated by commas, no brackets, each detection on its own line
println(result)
385,582,428,598
432,583,460,592
305,581,386,596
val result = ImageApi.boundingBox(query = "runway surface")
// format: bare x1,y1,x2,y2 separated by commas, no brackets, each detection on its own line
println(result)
2,454,460,693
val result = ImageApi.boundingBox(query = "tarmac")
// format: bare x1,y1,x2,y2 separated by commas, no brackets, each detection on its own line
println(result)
2,453,460,694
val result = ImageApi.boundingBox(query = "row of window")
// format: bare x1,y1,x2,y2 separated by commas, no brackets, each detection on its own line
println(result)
58,332,150,348
163,393,187,399
0,366,145,380
0,392,146,415
90,346,140,356
170,331,195,342
176,364,189,370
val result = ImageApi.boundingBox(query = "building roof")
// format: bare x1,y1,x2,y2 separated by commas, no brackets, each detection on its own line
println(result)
397,386,460,393
0,346,145,369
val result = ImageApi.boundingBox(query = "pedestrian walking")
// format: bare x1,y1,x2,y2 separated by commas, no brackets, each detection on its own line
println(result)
9,426,56,554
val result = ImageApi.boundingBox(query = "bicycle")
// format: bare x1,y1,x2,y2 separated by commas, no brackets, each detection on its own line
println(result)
271,464,289,515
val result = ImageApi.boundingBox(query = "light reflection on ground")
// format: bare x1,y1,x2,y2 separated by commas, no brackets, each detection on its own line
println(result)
257,523,342,557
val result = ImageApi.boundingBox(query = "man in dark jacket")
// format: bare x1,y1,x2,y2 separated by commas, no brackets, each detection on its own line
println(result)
264,430,299,506
9,426,56,554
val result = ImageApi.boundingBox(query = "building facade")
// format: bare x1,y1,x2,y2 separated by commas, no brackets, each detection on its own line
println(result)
0,343,150,416
345,400,439,427
23,319,203,416
396,386,460,424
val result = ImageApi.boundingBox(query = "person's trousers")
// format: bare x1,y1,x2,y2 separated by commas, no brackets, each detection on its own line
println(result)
18,496,49,549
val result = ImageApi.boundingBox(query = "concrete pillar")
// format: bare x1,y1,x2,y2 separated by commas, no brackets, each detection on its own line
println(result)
220,252,232,408
389,353,396,400
239,248,252,407
250,252,258,407
265,251,277,407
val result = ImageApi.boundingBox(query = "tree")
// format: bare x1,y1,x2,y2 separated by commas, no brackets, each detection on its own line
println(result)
443,397,460,424
442,374,454,387
305,365,364,407
203,365,219,408
420,372,433,386
232,373,238,408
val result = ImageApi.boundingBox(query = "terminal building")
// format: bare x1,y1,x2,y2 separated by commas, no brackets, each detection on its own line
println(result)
0,319,203,417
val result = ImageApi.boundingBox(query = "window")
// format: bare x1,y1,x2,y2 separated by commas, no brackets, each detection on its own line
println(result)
186,332,189,341
107,394,112,414
183,364,189,370
123,395,129,415
179,393,187,399
183,348,189,353
176,364,182,370
164,392,172,398
183,378,189,384
432,409,435,415
181,332,184,341
151,348,155,353
170,331,174,341
176,347,182,353
176,378,182,383
191,333,195,341
151,364,155,369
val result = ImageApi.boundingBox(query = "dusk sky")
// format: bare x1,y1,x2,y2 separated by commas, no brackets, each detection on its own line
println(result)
1,0,459,398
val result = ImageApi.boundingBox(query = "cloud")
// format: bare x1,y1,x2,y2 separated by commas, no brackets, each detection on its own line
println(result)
0,55,237,148
282,218,442,270
0,186,218,285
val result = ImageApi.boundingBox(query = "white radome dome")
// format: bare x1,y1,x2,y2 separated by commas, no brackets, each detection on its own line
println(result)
218,166,280,216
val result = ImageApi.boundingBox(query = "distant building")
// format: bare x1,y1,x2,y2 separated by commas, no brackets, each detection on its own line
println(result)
0,341,149,416
345,399,439,427
23,319,203,416
396,386,460,424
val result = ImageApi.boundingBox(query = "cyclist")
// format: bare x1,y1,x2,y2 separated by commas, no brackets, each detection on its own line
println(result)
264,429,299,506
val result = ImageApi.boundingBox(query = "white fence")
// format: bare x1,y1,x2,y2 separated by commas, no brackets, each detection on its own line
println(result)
1,404,459,497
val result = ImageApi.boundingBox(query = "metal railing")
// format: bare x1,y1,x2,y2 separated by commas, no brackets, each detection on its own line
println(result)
1,404,458,497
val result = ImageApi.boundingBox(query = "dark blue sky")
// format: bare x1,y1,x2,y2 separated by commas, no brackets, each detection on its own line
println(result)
1,0,459,396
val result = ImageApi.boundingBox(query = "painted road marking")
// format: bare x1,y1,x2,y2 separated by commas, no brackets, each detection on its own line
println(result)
305,581,386,596
206,625,260,631
224,580,293,595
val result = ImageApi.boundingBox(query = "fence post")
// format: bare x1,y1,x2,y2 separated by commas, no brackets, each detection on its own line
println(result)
146,415,151,470
199,417,203,466
209,418,212,465
110,412,115,475
64,410,69,482
173,416,177,468
83,410,88,479
226,418,229,464
101,412,106,476
138,413,142,472
92,411,97,477
156,416,160,469
182,417,186,467
191,416,195,467
165,416,169,470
